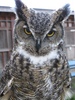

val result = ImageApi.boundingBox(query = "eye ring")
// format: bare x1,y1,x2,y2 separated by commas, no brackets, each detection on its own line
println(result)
24,28,31,35
47,31,55,37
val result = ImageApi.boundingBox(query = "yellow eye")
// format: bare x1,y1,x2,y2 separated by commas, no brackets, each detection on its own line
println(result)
47,31,55,37
24,28,31,35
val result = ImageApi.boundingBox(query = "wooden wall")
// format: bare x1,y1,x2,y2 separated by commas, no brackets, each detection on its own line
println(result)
0,12,15,72
64,15,75,60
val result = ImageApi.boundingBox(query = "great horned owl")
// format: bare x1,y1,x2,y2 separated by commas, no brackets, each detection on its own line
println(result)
0,0,72,100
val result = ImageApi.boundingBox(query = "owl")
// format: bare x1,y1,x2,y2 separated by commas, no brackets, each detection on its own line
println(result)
0,0,72,100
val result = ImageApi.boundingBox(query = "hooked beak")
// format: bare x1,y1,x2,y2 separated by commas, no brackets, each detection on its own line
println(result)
35,39,41,53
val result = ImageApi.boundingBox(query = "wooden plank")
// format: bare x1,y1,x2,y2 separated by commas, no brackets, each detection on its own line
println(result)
2,52,5,67
0,49,12,52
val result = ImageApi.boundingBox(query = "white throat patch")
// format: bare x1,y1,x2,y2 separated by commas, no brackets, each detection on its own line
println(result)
16,46,59,65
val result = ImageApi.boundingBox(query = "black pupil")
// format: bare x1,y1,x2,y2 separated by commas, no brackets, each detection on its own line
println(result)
48,30,54,34
26,28,30,32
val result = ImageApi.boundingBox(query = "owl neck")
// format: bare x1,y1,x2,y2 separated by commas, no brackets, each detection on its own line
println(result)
16,45,61,65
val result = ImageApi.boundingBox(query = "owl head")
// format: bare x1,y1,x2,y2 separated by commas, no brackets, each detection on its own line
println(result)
14,0,70,56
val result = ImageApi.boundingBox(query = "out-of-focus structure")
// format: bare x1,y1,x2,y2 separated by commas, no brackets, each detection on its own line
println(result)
64,10,75,76
64,10,75,60
0,6,15,73
0,6,75,75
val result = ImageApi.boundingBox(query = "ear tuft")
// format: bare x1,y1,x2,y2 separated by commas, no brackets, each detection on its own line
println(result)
15,0,25,20
15,0,24,9
59,4,70,21
14,0,30,20
52,4,70,25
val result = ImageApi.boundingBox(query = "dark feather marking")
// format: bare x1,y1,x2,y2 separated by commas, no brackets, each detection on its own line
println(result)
54,4,70,24
15,0,27,21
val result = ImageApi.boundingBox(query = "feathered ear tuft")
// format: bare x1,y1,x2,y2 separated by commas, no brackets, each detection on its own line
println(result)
57,4,70,22
15,0,30,20
51,4,70,25
15,0,24,9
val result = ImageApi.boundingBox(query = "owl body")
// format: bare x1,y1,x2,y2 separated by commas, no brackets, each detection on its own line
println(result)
0,0,71,100
0,46,69,100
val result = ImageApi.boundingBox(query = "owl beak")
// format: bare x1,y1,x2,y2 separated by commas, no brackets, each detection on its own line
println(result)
35,39,41,53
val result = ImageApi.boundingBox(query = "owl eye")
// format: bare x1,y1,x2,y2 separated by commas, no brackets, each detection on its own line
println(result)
24,28,31,35
47,31,55,37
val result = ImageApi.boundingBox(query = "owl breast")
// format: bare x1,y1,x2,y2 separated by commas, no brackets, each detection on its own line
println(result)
9,47,70,100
